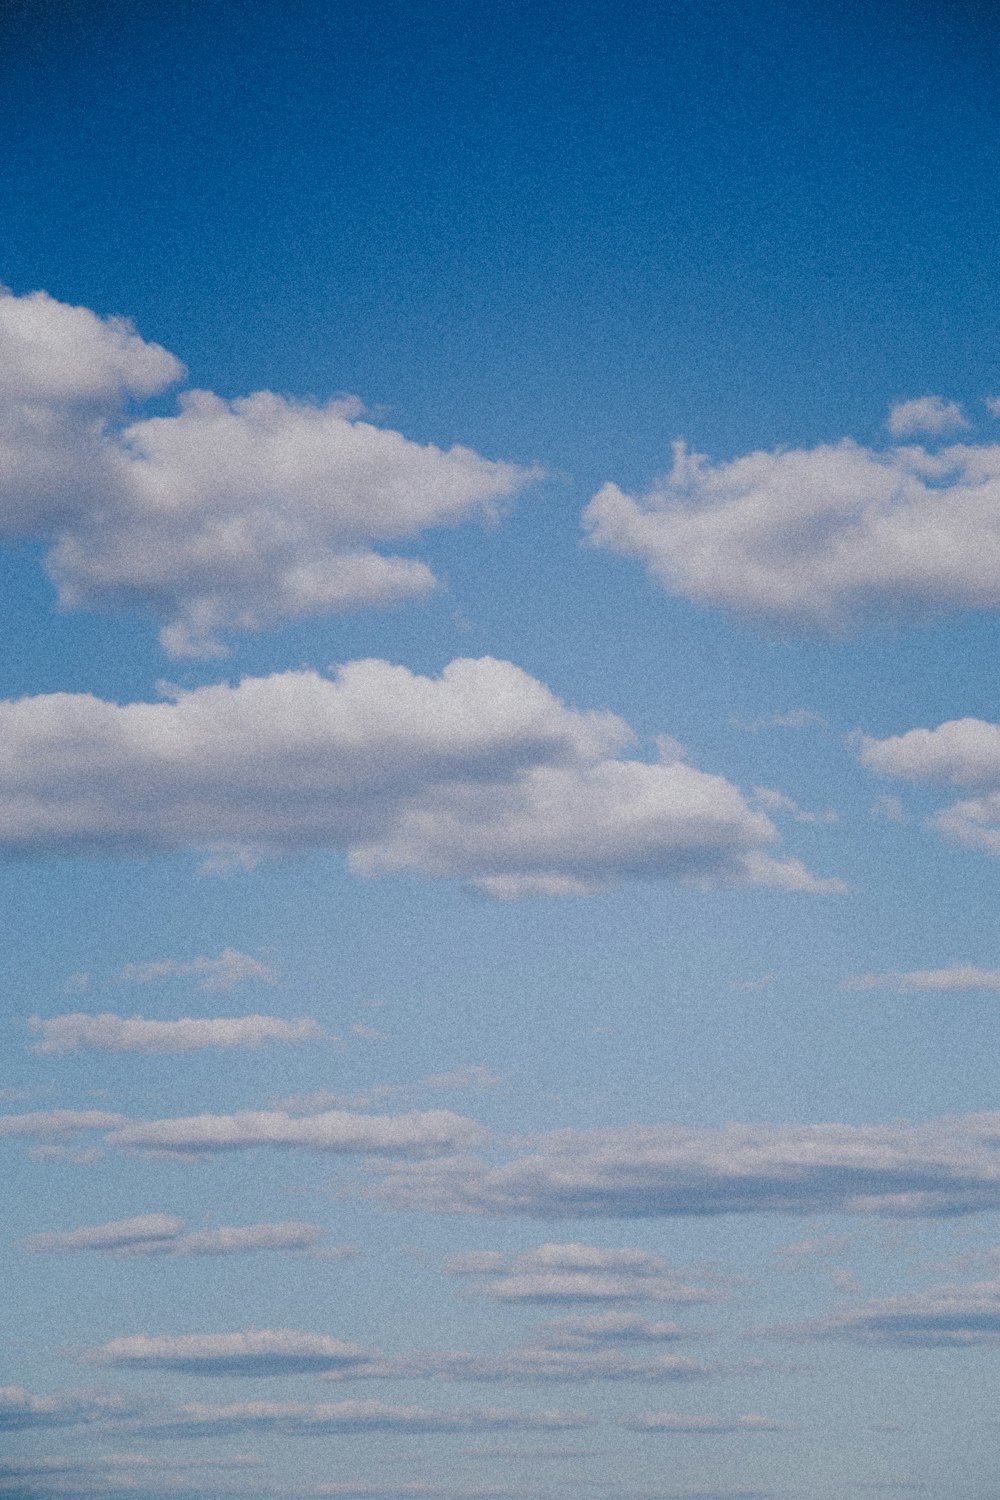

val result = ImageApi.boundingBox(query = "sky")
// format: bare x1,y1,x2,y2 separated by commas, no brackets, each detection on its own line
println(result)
3,1,1000,1496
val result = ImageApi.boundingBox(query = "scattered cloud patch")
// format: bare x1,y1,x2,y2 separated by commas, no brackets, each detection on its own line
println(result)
375,1114,1000,1218
124,1399,592,1439
0,1385,140,1432
30,1013,323,1054
20,1216,332,1256
583,433,1000,632
846,966,1000,993
117,948,276,989
886,397,969,439
0,287,537,656
621,1411,785,1433
443,1243,727,1303
776,1278,1000,1347
106,1106,483,1157
85,1329,377,1377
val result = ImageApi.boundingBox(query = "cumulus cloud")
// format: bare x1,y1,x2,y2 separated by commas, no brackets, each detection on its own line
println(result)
374,1114,1000,1219
846,966,1000,992
444,1243,725,1304
857,717,1000,855
886,397,969,439
30,1013,323,1054
20,1216,332,1256
777,1277,1000,1347
0,655,835,895
752,788,837,824
582,432,1000,632
0,287,536,656
117,948,276,989
621,1412,785,1433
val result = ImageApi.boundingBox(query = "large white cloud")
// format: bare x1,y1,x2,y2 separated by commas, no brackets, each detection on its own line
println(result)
86,1329,376,1376
0,287,536,656
30,1013,324,1054
374,1114,1000,1218
858,717,1000,855
0,656,836,895
583,429,1000,632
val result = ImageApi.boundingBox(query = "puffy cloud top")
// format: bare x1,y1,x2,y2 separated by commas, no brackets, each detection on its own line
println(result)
0,288,536,655
583,432,1000,632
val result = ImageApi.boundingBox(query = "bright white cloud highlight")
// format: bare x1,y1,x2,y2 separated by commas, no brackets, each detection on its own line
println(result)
886,396,969,438
583,432,1000,631
30,1013,323,1054
0,287,537,656
0,655,835,895
86,1329,375,1376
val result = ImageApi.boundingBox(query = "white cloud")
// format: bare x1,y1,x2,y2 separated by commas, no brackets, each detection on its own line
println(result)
539,1312,692,1346
125,1399,591,1439
443,1243,726,1304
776,1277,1000,1347
117,947,276,989
0,1109,125,1140
30,1013,323,1054
374,1113,1000,1219
0,288,537,656
379,1348,712,1383
886,396,969,438
0,655,835,896
582,434,1000,632
846,966,1000,992
20,1216,332,1256
106,1106,483,1156
86,1329,376,1376
621,1412,785,1433
857,717,1000,855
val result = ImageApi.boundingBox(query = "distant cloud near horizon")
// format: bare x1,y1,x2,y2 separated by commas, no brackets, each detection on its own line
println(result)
30,1013,323,1054
20,1215,339,1257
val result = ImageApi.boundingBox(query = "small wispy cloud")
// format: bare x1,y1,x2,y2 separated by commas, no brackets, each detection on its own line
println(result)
117,948,276,990
845,966,1000,993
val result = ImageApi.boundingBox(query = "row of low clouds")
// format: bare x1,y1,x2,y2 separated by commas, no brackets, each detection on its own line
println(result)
26,961,1000,1056
0,1389,783,1442
10,1107,1000,1218
8,287,1000,652
19,1214,354,1258
0,655,837,895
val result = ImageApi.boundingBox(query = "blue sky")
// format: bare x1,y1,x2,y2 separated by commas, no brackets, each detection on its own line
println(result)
3,2,1000,1497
